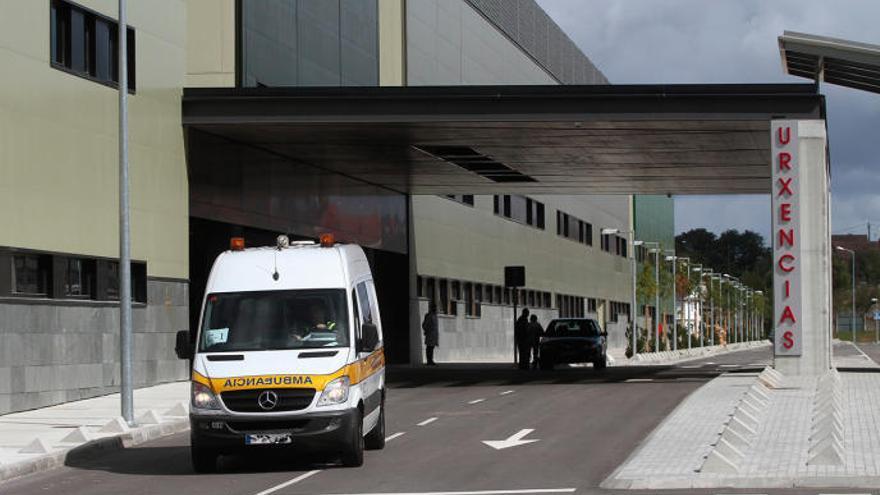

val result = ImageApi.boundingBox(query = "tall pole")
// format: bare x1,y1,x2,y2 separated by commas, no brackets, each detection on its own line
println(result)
118,0,133,426
655,249,660,353
726,278,731,345
709,275,715,346
671,256,677,351
852,251,856,343
630,232,638,359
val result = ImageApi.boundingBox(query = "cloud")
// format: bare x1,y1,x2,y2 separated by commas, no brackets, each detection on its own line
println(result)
537,0,880,239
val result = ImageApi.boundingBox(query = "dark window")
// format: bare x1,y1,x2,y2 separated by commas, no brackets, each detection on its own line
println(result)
426,278,436,305
439,279,449,315
50,0,136,92
451,280,461,300
493,195,500,214
494,286,502,304
503,195,511,217
63,258,96,298
536,203,545,229
462,195,474,206
416,276,424,298
12,254,51,295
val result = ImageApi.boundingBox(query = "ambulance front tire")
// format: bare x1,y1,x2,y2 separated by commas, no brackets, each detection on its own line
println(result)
340,410,365,467
191,440,219,473
364,400,386,451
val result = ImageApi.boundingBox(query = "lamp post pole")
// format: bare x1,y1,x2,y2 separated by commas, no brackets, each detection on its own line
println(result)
118,0,133,426
655,248,660,353
692,265,703,349
836,246,856,343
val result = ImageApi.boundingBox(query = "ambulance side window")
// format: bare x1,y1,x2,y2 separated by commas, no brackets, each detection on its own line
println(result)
352,289,361,339
356,282,374,326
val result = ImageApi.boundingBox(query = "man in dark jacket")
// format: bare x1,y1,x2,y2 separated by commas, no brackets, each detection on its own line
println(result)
514,308,531,369
527,314,544,369
422,302,439,365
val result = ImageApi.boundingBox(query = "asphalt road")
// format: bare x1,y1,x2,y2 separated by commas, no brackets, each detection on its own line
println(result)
7,346,862,495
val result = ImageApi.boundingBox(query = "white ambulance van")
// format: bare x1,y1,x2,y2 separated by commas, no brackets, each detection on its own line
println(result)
175,234,385,472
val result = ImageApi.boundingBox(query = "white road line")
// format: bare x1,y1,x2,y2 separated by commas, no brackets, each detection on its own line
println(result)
679,365,702,369
852,342,874,362
254,469,322,495
385,432,406,442
499,390,515,396
310,489,577,495
719,364,741,368
468,398,486,404
625,378,653,382
417,417,438,426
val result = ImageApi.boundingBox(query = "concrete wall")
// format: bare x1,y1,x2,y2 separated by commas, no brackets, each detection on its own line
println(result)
0,279,188,414
378,0,406,86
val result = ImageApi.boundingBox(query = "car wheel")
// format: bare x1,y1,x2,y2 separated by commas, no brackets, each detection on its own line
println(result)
191,439,219,473
539,359,554,370
594,355,607,370
364,400,386,451
341,410,365,467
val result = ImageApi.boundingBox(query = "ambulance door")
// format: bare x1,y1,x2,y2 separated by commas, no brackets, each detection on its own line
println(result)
354,280,383,428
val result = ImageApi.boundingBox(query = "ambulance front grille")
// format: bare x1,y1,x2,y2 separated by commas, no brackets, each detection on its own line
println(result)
221,389,316,413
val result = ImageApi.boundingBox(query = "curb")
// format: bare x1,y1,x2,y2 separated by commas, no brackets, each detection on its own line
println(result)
0,418,189,483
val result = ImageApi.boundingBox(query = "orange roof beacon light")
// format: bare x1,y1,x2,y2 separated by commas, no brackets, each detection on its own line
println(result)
230,237,246,251
319,233,336,248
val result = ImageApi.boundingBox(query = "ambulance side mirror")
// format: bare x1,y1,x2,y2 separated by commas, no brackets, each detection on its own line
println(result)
360,323,379,353
175,330,193,360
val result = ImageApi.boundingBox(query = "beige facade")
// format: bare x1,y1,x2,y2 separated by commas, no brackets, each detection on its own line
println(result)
378,0,406,86
0,0,188,279
185,0,235,88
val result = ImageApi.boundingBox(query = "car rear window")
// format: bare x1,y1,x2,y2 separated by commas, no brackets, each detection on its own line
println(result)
545,319,600,337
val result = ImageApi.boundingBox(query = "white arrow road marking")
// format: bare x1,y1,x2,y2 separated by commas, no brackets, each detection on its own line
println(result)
254,469,322,495
482,429,540,450
417,417,438,426
385,432,406,442
468,398,486,405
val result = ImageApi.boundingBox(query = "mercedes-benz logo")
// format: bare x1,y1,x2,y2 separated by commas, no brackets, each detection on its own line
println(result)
257,390,279,411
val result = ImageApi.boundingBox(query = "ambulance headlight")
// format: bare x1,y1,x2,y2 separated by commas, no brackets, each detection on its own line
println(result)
192,382,221,410
318,376,350,406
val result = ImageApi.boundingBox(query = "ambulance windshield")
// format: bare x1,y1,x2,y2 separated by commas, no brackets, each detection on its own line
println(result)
199,289,349,352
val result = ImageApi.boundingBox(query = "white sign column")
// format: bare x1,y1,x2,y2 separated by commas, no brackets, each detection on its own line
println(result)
771,120,831,376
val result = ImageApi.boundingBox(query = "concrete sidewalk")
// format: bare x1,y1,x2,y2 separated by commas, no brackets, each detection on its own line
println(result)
603,363,880,489
0,381,189,483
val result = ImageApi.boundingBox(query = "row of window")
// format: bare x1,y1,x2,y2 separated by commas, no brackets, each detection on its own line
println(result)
51,0,136,91
0,249,147,303
608,301,632,323
600,233,628,258
417,276,555,318
557,211,593,246
443,195,475,206
493,195,546,230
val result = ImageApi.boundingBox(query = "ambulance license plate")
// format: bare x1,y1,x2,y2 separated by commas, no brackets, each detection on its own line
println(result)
245,433,292,445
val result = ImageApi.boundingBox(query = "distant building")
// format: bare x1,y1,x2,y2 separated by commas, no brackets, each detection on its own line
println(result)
832,234,879,252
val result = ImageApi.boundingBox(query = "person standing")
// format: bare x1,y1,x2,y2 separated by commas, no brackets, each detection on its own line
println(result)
527,314,544,369
422,302,439,366
515,308,531,370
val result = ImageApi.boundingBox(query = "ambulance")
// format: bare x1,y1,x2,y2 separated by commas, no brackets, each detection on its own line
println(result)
175,234,386,472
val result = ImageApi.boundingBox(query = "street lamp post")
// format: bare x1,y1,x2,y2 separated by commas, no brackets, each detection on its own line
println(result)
692,265,703,348
665,254,686,351
872,297,879,343
756,290,764,340
836,246,856,343
707,272,718,346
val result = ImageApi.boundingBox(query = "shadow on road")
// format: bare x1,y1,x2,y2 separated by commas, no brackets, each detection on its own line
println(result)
64,442,344,476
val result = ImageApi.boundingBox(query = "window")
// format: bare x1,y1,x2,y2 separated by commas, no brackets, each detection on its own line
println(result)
494,195,544,229
494,286,502,304
426,278,436,306
63,258,96,298
452,280,461,301
51,0,136,91
442,195,474,207
439,279,449,315
12,254,51,295
416,276,424,298
557,211,592,246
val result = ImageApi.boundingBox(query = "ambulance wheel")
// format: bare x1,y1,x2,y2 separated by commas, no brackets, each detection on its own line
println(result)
191,443,219,473
365,401,386,451
341,410,364,467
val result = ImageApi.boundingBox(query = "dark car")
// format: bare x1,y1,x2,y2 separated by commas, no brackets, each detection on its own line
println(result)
538,318,607,370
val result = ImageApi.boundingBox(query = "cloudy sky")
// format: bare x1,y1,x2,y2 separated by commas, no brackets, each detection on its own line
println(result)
537,0,880,242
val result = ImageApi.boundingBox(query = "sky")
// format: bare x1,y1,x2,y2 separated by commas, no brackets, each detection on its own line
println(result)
536,0,880,243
